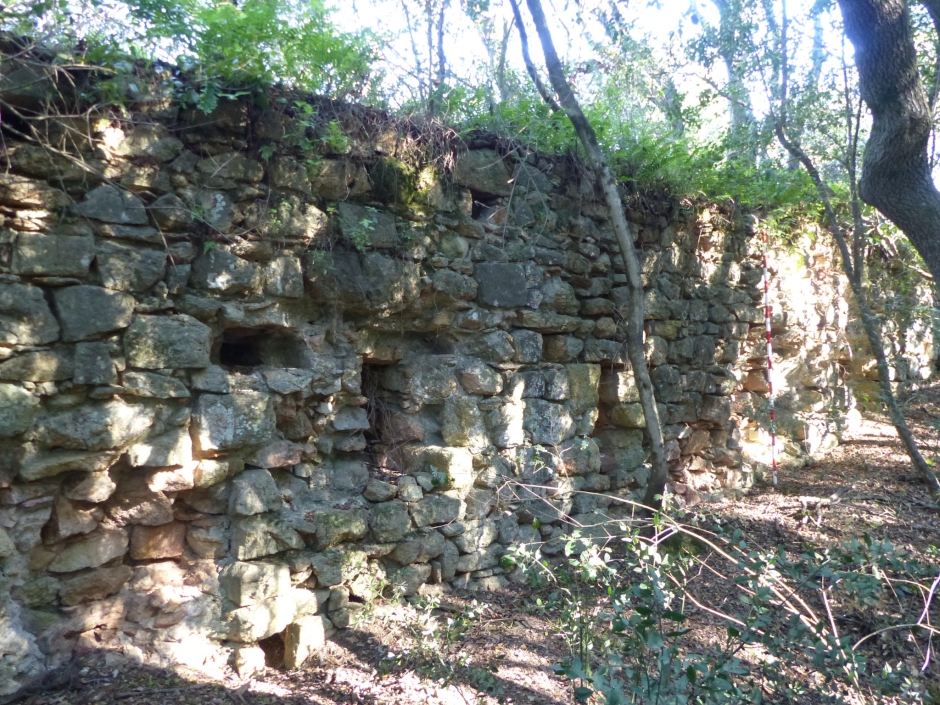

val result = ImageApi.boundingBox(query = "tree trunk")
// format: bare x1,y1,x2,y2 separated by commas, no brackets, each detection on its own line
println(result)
837,0,940,283
781,0,940,502
512,0,669,509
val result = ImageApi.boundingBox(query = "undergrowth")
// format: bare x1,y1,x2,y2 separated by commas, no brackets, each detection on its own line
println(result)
510,504,940,704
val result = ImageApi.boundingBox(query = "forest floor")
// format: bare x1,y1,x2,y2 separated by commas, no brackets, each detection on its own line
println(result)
8,393,940,705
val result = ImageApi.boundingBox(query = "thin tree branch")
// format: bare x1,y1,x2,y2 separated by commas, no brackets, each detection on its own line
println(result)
514,0,668,509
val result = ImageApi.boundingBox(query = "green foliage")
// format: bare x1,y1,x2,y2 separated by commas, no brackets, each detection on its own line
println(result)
512,510,937,704
4,0,378,109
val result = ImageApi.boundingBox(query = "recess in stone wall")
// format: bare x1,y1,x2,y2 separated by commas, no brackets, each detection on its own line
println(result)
214,327,311,370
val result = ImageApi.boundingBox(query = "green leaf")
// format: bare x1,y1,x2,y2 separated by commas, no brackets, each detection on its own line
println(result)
573,686,594,702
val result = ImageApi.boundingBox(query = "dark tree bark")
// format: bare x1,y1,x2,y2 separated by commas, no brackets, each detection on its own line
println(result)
785,1,940,502
509,0,669,509
837,0,940,282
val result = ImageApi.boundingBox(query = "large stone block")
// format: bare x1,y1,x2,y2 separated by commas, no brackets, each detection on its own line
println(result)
193,391,276,452
72,184,148,224
190,249,261,294
440,397,489,452
220,561,290,607
127,427,193,468
0,383,39,437
283,615,328,669
452,150,512,196
567,364,601,415
456,360,503,395
0,349,73,382
391,529,446,565
22,450,119,483
337,202,399,249
106,479,174,526
124,314,211,369
511,329,543,363
229,468,283,516
599,369,640,404
369,501,412,543
59,565,132,606
53,285,135,342
149,193,192,231
121,370,191,398
315,509,368,550
474,263,528,308
231,515,304,560
405,445,475,489
130,521,186,560
523,399,575,445
33,398,155,451
410,495,463,527
610,403,646,428
96,241,167,292
263,256,304,298
73,342,116,385
12,233,94,277
226,594,296,642
47,528,128,573
0,283,60,345
388,563,431,596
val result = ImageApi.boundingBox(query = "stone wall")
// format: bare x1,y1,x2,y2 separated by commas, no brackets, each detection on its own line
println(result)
0,91,935,690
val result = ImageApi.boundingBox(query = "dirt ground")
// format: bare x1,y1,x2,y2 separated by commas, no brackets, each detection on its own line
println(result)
5,397,940,705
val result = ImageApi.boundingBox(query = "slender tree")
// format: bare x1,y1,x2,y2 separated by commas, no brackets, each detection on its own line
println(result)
775,0,940,502
508,0,669,509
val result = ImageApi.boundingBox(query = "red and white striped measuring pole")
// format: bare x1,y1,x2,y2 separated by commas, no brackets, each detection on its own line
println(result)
761,230,778,486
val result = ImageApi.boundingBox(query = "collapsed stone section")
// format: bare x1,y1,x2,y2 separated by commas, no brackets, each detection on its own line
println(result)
0,95,934,691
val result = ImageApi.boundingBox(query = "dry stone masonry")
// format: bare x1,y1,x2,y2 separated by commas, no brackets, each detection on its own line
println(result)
0,88,935,690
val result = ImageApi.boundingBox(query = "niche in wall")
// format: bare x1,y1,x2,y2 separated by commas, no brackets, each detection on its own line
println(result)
214,327,311,370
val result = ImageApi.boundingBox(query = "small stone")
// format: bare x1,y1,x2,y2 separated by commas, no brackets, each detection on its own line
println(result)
397,476,424,502
62,470,118,503
45,494,102,540
127,427,193,468
405,446,475,489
